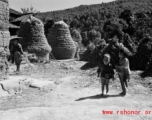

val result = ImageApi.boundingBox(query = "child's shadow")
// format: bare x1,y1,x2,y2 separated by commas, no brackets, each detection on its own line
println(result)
75,93,125,101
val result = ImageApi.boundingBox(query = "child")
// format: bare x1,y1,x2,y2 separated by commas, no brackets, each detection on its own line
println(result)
115,49,131,95
97,54,115,95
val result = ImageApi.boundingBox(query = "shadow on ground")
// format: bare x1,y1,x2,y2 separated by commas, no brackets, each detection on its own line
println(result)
75,93,125,101
80,62,95,70
140,71,152,78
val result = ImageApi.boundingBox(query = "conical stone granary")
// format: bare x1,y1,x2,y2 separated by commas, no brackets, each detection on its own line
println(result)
47,21,77,59
18,15,52,61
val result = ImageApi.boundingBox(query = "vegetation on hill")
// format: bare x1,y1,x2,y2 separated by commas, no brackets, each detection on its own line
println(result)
34,0,152,44
31,0,152,76
35,0,152,21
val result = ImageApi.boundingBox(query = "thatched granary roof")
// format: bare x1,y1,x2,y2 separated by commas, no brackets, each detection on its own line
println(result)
9,23,20,28
47,21,76,59
18,16,51,61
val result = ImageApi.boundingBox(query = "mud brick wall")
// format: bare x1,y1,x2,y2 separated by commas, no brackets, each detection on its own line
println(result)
0,0,10,47
0,31,10,46
0,0,10,80
0,48,9,81
0,0,9,24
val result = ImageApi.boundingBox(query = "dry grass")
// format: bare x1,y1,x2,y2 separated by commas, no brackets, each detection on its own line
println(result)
47,21,77,59
18,16,52,61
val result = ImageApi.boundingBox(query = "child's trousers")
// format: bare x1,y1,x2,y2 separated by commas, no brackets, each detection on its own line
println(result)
101,77,109,86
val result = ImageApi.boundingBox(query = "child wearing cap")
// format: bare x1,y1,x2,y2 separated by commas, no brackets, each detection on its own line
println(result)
97,54,115,95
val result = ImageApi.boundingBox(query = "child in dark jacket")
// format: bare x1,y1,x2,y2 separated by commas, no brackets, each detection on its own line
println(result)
97,54,115,95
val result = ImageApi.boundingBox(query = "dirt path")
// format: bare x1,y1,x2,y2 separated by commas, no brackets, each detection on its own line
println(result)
0,61,152,120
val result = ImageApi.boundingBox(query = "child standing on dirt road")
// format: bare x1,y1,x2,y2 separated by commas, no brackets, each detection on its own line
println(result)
97,54,115,96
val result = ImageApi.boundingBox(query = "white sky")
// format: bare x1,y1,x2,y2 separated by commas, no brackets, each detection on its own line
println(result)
9,0,114,12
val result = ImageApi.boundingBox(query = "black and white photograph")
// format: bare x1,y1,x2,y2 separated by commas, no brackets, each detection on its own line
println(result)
0,0,152,119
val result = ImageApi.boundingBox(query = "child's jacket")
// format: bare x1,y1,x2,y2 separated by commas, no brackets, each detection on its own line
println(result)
97,62,114,79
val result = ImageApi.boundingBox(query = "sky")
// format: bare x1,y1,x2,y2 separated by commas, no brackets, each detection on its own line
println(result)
9,0,114,13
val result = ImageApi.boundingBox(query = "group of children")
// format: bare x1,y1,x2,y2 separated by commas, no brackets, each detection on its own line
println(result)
97,47,131,96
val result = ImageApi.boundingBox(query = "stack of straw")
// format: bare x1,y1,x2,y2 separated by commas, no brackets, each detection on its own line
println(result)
47,21,77,59
18,16,52,61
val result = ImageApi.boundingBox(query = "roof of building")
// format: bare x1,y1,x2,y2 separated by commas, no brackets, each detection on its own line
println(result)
9,8,22,16
9,23,20,28
12,13,33,23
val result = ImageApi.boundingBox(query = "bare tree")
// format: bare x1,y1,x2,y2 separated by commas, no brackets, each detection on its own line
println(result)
21,6,40,14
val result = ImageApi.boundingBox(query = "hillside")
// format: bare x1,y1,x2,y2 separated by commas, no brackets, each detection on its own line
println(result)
35,0,152,23
34,0,152,73
34,0,152,42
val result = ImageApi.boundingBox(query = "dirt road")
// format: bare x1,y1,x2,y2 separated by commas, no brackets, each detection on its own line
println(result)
0,60,152,120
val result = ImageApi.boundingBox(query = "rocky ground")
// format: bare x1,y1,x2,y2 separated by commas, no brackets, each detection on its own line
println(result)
0,60,152,120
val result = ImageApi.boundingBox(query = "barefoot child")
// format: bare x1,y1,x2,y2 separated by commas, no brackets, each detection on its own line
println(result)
115,49,131,95
97,54,115,95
